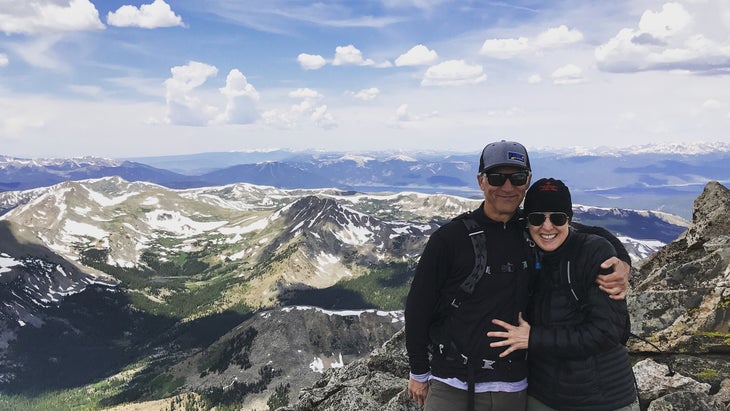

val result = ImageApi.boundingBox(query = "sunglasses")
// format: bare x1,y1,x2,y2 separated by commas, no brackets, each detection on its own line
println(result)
483,171,530,187
527,212,569,226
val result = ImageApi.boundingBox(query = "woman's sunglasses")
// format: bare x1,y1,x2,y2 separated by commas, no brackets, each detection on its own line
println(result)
483,171,530,187
527,212,569,226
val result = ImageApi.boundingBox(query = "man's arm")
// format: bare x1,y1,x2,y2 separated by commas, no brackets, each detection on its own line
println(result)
405,231,448,403
572,222,631,300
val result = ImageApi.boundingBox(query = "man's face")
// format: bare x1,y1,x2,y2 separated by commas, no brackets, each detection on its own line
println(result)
478,166,531,222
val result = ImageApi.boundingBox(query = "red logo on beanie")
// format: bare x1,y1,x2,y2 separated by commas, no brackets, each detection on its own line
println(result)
539,181,559,192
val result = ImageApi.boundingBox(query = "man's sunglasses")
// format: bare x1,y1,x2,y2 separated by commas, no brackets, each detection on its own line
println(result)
527,212,570,226
483,171,530,187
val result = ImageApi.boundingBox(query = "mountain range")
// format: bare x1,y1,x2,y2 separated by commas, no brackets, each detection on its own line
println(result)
2,142,729,219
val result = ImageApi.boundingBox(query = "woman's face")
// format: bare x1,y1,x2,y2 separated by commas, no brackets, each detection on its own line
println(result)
527,212,570,252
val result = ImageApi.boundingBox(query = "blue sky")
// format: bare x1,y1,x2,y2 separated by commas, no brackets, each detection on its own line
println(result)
0,0,729,158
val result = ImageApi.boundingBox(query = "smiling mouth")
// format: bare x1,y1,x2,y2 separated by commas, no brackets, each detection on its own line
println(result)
540,234,557,240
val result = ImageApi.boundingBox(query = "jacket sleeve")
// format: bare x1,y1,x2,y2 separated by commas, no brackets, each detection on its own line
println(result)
528,238,629,358
572,222,631,266
405,230,449,375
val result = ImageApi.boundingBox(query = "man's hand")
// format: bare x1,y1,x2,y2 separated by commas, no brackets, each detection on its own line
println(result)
596,257,631,300
408,378,429,407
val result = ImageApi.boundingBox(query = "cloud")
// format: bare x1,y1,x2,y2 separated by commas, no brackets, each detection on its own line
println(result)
551,64,584,84
351,87,380,101
262,87,336,129
0,54,8,67
290,88,324,100
0,114,45,135
638,2,691,40
0,0,104,35
527,74,542,84
395,44,438,66
107,0,184,29
298,53,327,70
11,35,68,70
395,104,412,121
421,60,486,86
480,37,530,59
163,61,259,126
393,103,438,124
595,1,730,74
535,25,584,48
213,69,260,124
480,25,584,59
332,45,375,66
68,84,103,97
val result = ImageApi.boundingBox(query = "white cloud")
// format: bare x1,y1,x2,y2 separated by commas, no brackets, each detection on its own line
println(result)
262,87,336,129
552,64,584,84
351,87,380,101
0,0,104,35
701,99,724,110
11,35,68,70
290,88,323,100
332,45,375,66
536,25,584,48
311,105,336,129
164,61,218,126
0,53,8,67
395,44,438,66
163,61,258,126
107,0,184,29
213,69,259,124
298,53,327,70
479,37,530,59
0,114,45,135
527,74,542,84
596,1,730,74
395,104,412,121
480,25,584,60
421,60,486,86
393,103,438,124
68,84,103,97
638,2,692,40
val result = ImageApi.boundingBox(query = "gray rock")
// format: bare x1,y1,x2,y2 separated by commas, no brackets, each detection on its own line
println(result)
629,182,730,354
279,328,419,411
647,390,726,411
634,358,711,402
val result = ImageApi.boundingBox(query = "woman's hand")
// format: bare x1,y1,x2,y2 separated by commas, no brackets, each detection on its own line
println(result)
487,312,530,358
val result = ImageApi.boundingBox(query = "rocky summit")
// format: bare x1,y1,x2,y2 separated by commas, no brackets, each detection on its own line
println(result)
279,181,730,411
629,180,730,354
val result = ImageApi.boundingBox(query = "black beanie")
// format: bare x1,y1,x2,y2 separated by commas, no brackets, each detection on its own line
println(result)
524,178,573,217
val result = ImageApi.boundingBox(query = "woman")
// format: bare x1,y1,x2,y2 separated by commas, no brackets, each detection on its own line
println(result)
487,178,638,411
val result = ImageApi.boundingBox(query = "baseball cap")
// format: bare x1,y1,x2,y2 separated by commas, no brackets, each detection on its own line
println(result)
478,140,531,173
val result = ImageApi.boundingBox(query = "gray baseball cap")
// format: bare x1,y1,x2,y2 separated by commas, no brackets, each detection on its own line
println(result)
478,140,531,173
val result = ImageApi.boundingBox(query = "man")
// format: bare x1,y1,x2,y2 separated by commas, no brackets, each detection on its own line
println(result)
405,140,630,411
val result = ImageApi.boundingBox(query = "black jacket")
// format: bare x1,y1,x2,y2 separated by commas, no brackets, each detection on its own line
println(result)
526,230,636,411
405,204,531,383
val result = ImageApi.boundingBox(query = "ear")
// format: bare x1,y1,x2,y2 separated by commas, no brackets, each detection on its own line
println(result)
477,174,486,189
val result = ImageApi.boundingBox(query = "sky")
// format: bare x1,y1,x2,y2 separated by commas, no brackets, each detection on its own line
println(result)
0,0,729,159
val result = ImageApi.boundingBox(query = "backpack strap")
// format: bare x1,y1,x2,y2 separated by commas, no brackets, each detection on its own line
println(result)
449,217,489,309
